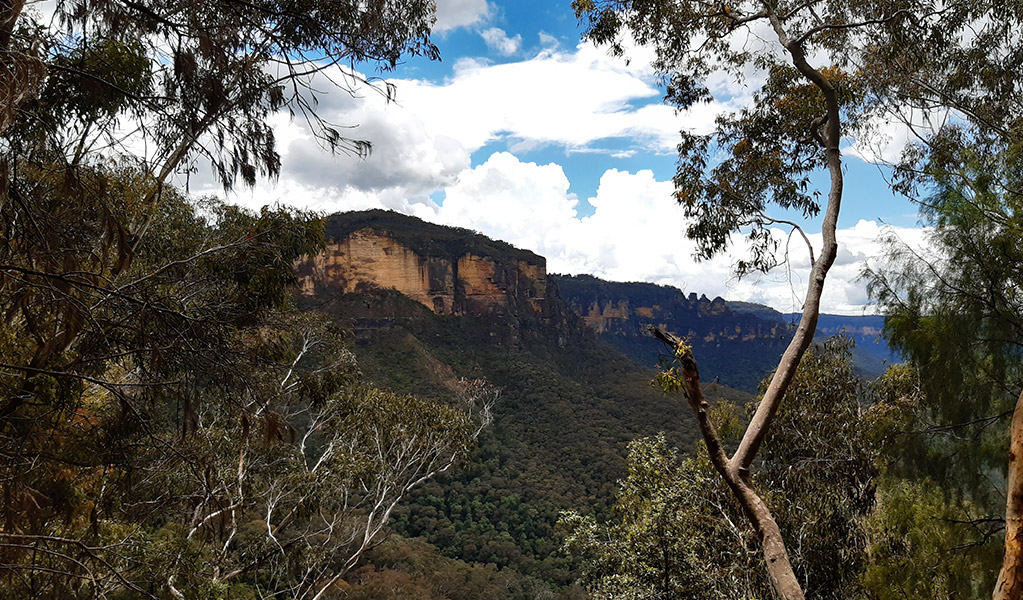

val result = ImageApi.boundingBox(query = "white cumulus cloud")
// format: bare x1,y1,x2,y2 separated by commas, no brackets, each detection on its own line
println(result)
413,153,921,315
434,0,492,32
392,40,729,154
481,27,522,55
195,39,727,206
188,33,928,315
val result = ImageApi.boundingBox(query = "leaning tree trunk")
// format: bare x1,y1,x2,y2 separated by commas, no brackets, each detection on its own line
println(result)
651,327,809,600
649,7,843,599
994,387,1023,600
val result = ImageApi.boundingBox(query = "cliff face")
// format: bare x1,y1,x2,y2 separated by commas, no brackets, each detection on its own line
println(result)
297,211,897,396
300,211,892,391
297,227,547,317
577,293,744,335
560,275,788,343
557,275,792,391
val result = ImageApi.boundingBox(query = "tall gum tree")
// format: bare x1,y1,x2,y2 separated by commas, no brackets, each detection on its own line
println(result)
854,4,1023,596
571,1,960,598
865,131,1023,598
0,0,441,427
0,2,459,595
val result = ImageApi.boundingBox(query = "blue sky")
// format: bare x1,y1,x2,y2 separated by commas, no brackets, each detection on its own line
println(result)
211,0,930,315
386,0,921,228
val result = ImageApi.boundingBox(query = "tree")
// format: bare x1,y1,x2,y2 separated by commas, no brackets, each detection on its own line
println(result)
1,0,441,427
0,0,443,471
0,185,495,597
0,188,318,596
4,0,439,176
562,435,734,600
865,130,1023,598
0,2,498,596
0,0,45,132
572,2,1023,596
563,339,893,600
851,6,1023,591
741,0,1023,593
157,352,495,600
570,1,882,596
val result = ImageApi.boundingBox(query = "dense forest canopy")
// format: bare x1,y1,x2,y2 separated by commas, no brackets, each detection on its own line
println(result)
3,0,1023,598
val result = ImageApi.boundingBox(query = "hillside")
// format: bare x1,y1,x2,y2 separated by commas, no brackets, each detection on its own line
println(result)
295,211,756,593
295,209,898,594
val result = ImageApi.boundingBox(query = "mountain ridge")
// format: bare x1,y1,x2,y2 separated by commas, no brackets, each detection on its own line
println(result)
299,209,894,390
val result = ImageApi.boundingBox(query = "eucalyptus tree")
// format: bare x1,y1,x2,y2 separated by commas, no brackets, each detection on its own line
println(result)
0,0,440,425
571,1,1016,598
0,188,495,598
3,0,439,172
854,4,1023,596
0,2,492,596
155,325,495,600
571,1,876,596
866,136,1023,598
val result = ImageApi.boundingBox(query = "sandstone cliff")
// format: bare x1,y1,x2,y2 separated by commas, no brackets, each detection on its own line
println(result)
556,274,792,391
559,274,788,343
296,211,549,318
297,211,889,391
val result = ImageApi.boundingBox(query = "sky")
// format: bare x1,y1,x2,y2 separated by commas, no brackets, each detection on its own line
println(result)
193,0,932,316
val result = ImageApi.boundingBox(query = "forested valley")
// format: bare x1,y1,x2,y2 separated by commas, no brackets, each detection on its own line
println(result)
3,1,1023,599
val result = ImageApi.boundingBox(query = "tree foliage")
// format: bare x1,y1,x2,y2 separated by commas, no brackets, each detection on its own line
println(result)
572,2,1023,596
868,140,1023,488
863,127,1023,598
0,3,476,594
562,435,746,600
848,2,1023,596
574,0,879,271
4,0,439,178
572,2,870,594
0,182,491,597
564,339,896,600
1,0,443,434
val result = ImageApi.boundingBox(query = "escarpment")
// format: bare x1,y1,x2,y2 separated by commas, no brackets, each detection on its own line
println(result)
555,275,792,390
557,275,788,344
297,211,888,391
296,211,548,318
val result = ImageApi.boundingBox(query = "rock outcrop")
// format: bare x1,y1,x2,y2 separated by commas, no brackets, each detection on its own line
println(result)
560,276,788,346
296,213,548,318
556,275,792,391
297,210,888,391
